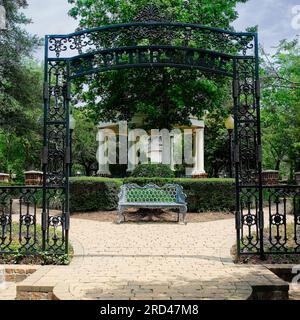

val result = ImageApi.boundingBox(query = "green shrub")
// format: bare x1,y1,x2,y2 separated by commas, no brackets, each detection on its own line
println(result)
109,164,128,178
131,164,175,178
69,177,122,212
124,177,235,212
30,177,236,213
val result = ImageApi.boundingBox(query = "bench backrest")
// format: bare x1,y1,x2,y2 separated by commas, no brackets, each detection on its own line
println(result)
119,183,186,204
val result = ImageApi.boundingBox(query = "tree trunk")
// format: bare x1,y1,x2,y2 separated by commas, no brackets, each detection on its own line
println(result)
275,159,281,171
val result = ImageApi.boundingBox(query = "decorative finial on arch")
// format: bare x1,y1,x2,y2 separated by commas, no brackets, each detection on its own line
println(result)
135,4,170,22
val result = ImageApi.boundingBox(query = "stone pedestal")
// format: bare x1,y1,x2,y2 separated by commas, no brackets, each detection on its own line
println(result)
261,170,279,185
25,171,43,185
96,131,111,176
0,173,9,183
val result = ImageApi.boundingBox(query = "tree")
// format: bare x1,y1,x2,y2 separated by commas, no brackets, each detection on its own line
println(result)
260,38,300,178
72,110,98,176
68,0,248,129
204,109,230,177
0,1,43,178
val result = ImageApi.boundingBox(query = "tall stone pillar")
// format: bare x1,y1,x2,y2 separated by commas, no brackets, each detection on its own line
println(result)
192,127,207,178
170,135,175,171
127,141,136,172
150,133,162,164
96,130,111,176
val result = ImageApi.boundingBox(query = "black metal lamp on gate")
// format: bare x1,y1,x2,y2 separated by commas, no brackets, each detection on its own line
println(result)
225,115,234,178
69,113,76,177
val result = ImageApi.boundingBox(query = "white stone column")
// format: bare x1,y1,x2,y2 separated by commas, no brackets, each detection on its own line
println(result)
192,127,206,176
170,135,175,171
96,130,111,176
127,139,137,172
150,133,162,164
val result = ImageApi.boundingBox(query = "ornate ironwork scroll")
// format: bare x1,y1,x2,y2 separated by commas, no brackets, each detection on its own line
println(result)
0,187,39,253
42,56,70,254
233,51,263,256
47,23,255,59
69,46,234,78
266,186,300,253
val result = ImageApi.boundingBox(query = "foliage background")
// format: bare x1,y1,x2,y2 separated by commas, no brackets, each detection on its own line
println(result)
0,0,43,181
0,0,299,181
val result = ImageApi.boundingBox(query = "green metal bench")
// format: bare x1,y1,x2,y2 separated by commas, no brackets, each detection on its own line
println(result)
117,183,187,224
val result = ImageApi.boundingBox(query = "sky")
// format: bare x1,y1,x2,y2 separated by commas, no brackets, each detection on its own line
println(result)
21,0,300,61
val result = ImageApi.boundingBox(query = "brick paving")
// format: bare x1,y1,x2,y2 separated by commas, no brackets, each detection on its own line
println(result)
14,217,287,300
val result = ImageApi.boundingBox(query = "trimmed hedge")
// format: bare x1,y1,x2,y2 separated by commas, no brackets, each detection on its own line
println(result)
131,164,175,178
70,177,122,212
69,177,235,213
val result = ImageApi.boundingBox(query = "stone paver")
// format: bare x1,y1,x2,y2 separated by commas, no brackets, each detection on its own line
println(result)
290,288,300,300
12,217,287,300
0,282,16,300
3,208,292,300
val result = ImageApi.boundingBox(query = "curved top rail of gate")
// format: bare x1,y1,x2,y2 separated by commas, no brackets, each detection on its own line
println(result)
45,22,257,78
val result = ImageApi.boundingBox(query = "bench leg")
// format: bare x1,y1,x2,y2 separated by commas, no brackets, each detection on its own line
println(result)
179,206,187,225
117,207,125,224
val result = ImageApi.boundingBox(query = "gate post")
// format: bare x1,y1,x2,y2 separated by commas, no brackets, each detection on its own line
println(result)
234,51,263,257
42,39,69,254
233,58,241,259
42,35,49,252
64,61,71,255
254,34,265,259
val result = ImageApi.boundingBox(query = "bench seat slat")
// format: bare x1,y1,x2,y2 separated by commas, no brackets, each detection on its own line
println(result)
120,203,185,207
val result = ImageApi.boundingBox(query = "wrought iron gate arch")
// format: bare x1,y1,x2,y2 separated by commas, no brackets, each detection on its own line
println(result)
41,21,263,256
6,21,297,258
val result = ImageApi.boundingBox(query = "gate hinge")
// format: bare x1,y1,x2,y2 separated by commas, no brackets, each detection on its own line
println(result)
255,80,261,98
233,79,239,98
43,82,49,100
64,214,70,230
235,211,241,229
234,144,239,163
42,147,48,165
65,82,71,101
65,146,71,164
258,210,264,229
257,144,262,163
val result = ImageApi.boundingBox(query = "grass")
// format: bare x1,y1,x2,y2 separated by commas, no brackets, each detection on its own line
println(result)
0,222,73,265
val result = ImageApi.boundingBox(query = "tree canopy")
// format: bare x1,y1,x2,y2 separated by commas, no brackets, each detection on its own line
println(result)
68,0,248,129
260,38,300,178
0,0,43,177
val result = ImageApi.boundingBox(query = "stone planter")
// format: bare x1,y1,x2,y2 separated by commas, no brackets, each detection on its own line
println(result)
0,173,9,183
192,173,208,179
25,171,43,185
261,170,279,185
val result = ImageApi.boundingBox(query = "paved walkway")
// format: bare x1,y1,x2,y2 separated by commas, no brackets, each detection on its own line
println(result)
13,216,287,300
0,283,16,300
